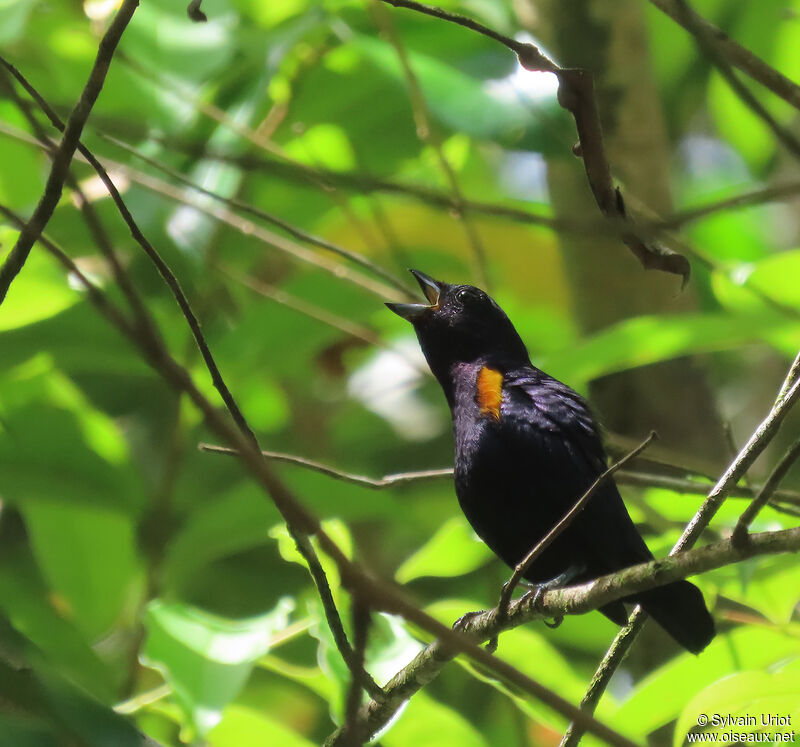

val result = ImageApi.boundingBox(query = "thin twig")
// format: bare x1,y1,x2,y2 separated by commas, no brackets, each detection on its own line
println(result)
649,0,800,111
198,442,454,486
732,437,800,546
658,181,800,231
0,0,140,305
372,0,490,287
221,267,385,349
106,156,407,301
379,0,554,66
197,442,800,508
671,0,800,161
342,596,373,746
293,533,385,702
97,131,415,298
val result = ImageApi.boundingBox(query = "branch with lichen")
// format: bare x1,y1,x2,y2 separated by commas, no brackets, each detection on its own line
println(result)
324,526,800,745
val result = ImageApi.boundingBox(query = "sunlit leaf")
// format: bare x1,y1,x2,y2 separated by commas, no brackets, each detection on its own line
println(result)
336,34,568,152
674,660,800,746
0,231,80,331
396,516,493,583
381,691,489,747
20,501,140,639
613,626,800,739
142,598,294,735
542,312,795,386
208,704,315,747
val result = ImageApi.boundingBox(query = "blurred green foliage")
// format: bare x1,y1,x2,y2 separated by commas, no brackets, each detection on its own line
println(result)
1,0,799,745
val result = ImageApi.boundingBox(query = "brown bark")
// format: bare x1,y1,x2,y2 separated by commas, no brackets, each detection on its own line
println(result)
518,0,727,463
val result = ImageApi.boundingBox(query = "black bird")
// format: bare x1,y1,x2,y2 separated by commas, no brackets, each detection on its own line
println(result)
387,270,715,653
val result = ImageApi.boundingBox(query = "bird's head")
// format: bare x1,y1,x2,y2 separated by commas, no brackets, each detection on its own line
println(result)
386,270,529,381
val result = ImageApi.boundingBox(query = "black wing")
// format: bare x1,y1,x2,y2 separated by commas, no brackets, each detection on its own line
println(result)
503,368,655,576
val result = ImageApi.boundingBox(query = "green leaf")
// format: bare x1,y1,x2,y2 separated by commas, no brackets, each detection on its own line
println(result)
142,598,294,735
0,556,116,701
703,555,800,625
674,661,800,746
0,230,80,331
20,501,140,639
381,691,489,747
395,516,493,583
0,614,157,747
208,704,315,747
0,403,143,514
613,627,800,739
0,0,38,45
162,486,275,591
541,312,795,386
338,34,568,152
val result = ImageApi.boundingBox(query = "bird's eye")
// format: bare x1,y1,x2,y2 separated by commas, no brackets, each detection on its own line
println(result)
456,288,471,302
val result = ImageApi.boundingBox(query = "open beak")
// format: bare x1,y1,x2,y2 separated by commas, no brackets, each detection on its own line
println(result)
385,269,442,322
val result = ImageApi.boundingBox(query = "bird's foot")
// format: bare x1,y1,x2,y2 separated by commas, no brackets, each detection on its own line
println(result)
520,585,565,628
517,564,584,629
519,585,563,627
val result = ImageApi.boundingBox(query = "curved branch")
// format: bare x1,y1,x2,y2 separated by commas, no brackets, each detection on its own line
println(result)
325,526,800,745
0,0,139,304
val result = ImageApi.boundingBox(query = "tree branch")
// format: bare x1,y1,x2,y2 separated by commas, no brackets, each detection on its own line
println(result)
377,0,690,281
732,437,800,546
560,354,800,746
0,0,139,305
648,0,800,111
669,0,800,161
324,525,800,745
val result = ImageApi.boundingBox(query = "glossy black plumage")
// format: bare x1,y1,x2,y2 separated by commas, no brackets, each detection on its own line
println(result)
387,271,715,654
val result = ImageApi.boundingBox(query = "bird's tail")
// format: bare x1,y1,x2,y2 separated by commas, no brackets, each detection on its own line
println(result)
632,580,715,654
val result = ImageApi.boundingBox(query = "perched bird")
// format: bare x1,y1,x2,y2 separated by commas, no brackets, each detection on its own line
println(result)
387,270,715,653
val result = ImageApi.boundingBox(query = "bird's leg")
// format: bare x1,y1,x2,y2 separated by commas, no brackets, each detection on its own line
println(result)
520,564,585,629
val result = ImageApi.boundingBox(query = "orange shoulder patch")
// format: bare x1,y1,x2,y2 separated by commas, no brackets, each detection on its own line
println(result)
476,366,503,420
